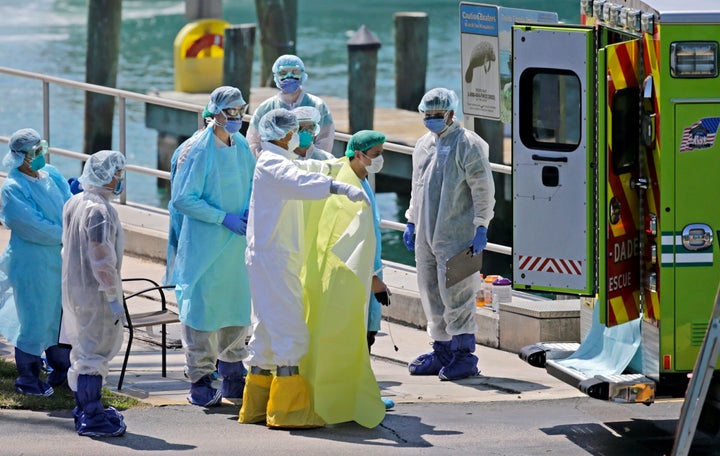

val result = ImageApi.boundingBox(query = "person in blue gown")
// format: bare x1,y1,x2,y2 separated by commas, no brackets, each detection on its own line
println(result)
0,128,71,397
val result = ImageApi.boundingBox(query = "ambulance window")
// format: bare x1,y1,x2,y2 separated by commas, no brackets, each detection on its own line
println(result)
519,69,581,151
611,88,639,175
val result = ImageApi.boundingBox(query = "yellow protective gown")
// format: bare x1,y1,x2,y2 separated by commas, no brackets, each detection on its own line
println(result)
300,159,385,428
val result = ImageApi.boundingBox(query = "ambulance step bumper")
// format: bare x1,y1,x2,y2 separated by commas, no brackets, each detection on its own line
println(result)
518,342,580,368
546,360,655,403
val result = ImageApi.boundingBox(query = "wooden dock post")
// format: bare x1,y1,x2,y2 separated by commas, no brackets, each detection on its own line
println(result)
184,0,222,20
83,0,121,158
255,0,297,87
347,25,381,133
394,12,428,111
223,24,256,105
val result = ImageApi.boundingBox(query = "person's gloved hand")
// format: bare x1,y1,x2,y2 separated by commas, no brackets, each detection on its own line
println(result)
472,226,488,255
403,223,415,251
68,177,83,195
330,180,371,206
222,213,247,235
109,299,124,325
374,290,391,306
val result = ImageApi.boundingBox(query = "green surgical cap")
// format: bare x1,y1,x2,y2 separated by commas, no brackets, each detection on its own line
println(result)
345,130,386,158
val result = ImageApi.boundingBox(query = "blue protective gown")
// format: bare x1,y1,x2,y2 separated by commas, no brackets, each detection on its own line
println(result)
361,178,383,332
165,129,204,285
0,165,71,355
170,127,256,332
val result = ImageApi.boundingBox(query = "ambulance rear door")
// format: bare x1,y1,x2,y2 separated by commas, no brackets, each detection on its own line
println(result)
512,25,596,295
597,38,643,327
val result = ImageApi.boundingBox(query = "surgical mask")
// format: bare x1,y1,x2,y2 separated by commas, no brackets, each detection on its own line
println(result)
287,132,300,151
298,130,314,148
424,117,448,134
113,178,125,195
280,78,301,94
366,155,384,174
29,154,46,171
224,119,243,134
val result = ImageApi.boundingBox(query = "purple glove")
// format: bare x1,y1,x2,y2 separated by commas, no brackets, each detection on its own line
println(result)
222,213,247,235
403,223,415,251
472,226,488,255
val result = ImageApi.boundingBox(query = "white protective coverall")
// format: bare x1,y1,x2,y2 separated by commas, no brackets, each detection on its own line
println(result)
245,141,335,369
61,185,124,391
245,91,335,157
405,121,495,341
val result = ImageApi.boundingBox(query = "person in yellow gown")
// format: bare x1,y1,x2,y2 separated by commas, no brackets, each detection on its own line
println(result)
300,130,388,428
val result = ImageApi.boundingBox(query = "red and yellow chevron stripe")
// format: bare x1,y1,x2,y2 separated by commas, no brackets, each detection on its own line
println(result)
605,39,642,326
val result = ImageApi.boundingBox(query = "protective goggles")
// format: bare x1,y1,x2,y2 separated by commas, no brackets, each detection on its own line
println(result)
277,66,303,80
423,112,447,121
222,105,248,118
298,124,318,134
26,140,48,159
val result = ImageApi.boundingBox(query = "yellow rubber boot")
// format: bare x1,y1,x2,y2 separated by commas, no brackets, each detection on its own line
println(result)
266,374,325,429
238,371,273,424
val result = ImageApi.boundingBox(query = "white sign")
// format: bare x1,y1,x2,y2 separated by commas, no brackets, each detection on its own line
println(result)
460,3,558,122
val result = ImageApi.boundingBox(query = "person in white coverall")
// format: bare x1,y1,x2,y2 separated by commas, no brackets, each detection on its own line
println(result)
62,150,127,438
239,108,369,429
168,86,255,408
245,54,335,157
0,128,71,397
403,88,495,381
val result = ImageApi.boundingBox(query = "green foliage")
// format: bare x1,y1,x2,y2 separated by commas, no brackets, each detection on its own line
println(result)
0,358,146,411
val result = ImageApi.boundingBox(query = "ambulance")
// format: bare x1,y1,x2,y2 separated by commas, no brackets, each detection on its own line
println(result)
509,0,720,411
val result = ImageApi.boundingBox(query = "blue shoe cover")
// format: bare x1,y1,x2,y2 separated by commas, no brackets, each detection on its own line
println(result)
45,345,71,387
187,374,222,407
14,348,54,396
218,360,246,403
438,353,479,380
381,397,395,409
438,334,480,381
408,340,452,375
77,407,126,438
15,379,54,397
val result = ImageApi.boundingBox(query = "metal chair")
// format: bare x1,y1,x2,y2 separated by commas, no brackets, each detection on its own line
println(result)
118,278,178,390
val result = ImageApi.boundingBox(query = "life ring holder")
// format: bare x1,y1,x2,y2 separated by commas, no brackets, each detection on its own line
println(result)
185,33,224,58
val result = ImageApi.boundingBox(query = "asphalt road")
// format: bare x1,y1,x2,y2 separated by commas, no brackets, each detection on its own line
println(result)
2,397,719,455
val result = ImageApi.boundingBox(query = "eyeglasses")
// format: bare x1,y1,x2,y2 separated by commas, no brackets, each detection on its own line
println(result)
27,140,48,159
423,112,446,121
277,66,303,80
298,125,316,134
222,105,248,118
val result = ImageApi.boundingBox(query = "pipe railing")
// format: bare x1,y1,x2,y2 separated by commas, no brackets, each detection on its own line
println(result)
0,66,511,256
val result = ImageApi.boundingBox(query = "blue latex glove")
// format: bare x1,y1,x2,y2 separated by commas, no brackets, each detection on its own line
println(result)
403,223,415,251
68,177,83,195
472,226,488,255
109,299,124,325
222,213,247,235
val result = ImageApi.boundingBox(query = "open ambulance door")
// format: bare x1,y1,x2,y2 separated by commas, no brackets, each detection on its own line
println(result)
597,38,642,327
512,25,596,296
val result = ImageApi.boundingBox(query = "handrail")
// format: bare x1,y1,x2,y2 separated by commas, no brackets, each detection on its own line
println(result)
0,66,511,255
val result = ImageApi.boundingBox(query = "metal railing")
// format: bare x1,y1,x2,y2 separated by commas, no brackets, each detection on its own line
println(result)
0,66,511,256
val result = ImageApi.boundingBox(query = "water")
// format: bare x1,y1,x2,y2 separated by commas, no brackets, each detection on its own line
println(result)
0,0,579,265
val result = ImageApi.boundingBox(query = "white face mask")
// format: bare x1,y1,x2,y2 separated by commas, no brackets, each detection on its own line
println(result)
287,132,300,151
365,155,384,174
